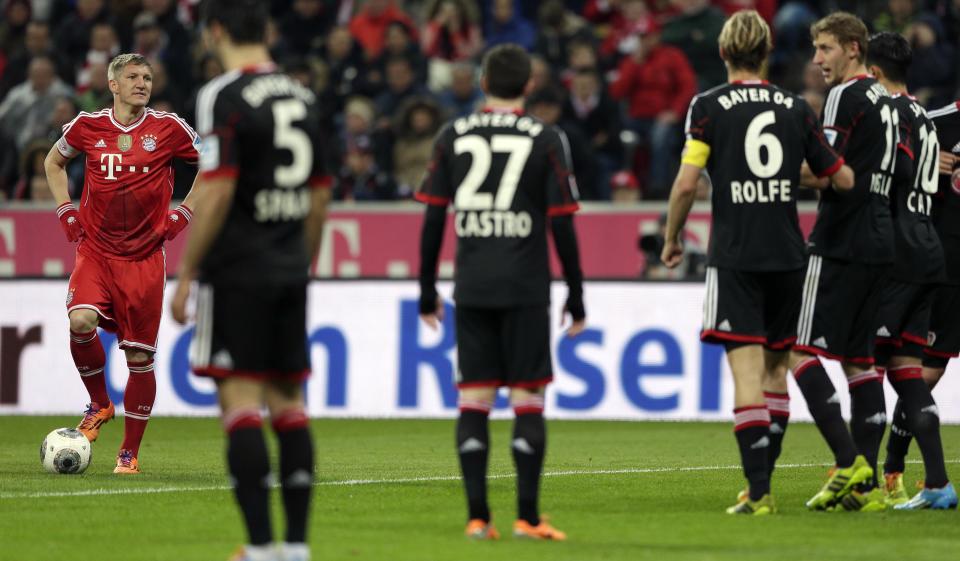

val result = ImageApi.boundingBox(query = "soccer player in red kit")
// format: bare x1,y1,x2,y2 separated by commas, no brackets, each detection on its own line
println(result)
44,53,200,474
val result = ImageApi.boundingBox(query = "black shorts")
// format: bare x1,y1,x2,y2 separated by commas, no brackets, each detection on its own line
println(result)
700,266,804,350
925,283,960,363
794,255,886,364
190,282,310,382
455,305,552,389
874,279,933,360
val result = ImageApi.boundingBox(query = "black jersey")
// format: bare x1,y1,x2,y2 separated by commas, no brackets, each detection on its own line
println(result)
808,76,896,264
416,108,579,307
683,80,843,271
929,101,960,285
888,94,945,283
194,65,327,285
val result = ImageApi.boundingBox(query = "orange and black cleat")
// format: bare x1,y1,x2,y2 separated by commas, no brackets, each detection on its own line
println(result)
465,519,500,540
76,401,115,442
513,518,567,541
113,449,140,475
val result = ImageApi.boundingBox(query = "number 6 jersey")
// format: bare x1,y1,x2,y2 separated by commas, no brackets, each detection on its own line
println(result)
194,63,329,285
683,80,844,271
415,108,580,307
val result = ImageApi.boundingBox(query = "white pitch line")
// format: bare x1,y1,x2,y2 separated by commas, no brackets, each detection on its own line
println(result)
2,459,954,500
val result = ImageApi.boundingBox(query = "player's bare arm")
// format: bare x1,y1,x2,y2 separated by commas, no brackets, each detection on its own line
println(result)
662,163,701,269
170,176,237,325
304,187,332,267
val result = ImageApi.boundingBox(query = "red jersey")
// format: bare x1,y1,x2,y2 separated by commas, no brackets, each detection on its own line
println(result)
56,107,200,260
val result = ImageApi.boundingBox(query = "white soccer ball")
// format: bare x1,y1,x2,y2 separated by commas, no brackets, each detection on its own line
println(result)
40,428,92,474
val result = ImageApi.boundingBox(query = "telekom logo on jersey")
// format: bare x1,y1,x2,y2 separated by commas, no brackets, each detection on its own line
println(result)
99,153,150,181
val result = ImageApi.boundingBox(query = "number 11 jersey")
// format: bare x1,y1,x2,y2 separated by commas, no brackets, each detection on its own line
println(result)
416,108,580,308
808,75,897,264
684,80,843,271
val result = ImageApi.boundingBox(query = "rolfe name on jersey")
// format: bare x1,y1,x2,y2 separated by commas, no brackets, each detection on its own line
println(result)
731,179,792,204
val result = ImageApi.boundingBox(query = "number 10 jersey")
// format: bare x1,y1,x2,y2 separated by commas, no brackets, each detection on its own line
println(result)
684,80,843,271
416,108,580,307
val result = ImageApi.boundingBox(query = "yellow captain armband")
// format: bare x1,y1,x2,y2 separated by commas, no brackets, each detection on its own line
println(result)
680,138,711,168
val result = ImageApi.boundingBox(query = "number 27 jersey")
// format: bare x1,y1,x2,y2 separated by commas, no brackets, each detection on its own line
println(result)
416,109,580,307
684,81,843,271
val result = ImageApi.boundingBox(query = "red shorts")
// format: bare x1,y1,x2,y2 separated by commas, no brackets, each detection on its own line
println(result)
66,250,165,353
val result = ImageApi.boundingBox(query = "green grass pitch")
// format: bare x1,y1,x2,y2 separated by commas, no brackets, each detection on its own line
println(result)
1,417,958,561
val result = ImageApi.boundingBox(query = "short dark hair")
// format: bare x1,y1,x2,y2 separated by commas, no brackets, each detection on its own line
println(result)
202,0,268,45
867,32,912,84
481,44,531,99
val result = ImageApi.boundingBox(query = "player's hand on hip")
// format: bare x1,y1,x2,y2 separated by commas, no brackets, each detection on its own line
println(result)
56,203,85,243
418,292,444,330
562,293,586,337
164,204,193,240
170,279,192,325
661,239,684,269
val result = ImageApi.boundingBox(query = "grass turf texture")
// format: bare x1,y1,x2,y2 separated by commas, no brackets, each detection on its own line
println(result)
1,418,958,561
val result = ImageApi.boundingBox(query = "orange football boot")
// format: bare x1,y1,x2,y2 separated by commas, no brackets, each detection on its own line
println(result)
513,517,567,541
113,449,141,474
76,401,115,442
465,519,500,540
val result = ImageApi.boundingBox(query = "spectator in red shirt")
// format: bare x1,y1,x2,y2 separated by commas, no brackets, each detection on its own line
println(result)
609,18,696,198
349,0,417,58
421,0,483,61
599,0,652,65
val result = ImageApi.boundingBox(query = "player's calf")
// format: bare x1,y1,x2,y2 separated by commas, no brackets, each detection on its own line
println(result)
846,368,886,489
887,365,949,490
733,405,772,503
790,355,858,468
511,391,547,527
271,408,314,550
457,393,493,524
225,409,274,547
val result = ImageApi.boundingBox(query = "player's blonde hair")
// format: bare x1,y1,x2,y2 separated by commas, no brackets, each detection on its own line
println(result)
107,53,152,81
718,10,772,72
811,12,868,62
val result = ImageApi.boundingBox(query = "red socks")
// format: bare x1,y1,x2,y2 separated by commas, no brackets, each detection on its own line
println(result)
121,358,156,457
70,329,109,407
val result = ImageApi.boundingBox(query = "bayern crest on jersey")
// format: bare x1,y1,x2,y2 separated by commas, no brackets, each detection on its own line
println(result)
141,134,158,152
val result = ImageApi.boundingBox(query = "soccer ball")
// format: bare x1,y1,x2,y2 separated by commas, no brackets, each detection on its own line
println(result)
40,428,92,474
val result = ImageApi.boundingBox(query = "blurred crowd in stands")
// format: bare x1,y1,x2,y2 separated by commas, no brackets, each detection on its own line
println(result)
0,0,958,204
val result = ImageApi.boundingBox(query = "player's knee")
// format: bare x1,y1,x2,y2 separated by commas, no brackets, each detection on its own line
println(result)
921,360,947,387
68,310,99,333
461,387,497,407
510,387,546,418
123,349,153,364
